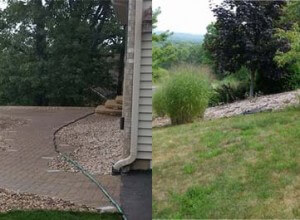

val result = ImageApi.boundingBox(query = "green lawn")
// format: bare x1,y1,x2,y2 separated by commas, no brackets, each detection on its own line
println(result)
153,107,300,219
0,210,121,220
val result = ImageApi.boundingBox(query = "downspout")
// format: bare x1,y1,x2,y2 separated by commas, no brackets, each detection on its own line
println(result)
113,0,143,173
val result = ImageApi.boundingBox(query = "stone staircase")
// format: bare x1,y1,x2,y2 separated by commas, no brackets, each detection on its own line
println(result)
95,96,123,116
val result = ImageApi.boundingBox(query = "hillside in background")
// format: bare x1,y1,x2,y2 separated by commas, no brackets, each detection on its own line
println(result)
155,31,204,43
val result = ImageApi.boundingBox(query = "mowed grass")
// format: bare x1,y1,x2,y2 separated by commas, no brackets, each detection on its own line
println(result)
0,210,121,220
153,107,300,219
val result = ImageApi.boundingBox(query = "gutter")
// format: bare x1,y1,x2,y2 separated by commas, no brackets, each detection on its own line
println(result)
113,0,143,173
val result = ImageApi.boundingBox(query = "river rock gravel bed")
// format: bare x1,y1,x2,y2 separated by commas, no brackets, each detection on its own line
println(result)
0,188,96,213
49,114,123,175
153,89,300,127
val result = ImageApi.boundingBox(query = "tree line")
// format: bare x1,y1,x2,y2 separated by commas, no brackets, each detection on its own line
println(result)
153,0,300,97
0,0,124,106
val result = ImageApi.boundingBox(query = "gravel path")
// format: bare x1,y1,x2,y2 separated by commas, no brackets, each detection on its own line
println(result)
153,89,300,127
0,116,27,151
0,188,96,213
49,114,123,175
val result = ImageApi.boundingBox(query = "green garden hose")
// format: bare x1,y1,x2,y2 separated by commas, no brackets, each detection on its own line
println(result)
53,112,127,220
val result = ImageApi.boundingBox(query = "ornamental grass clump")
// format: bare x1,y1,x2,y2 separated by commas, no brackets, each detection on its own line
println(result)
163,71,211,125
153,86,167,117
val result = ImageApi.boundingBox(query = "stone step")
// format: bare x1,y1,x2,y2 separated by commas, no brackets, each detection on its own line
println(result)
115,96,123,104
95,105,122,116
105,100,122,110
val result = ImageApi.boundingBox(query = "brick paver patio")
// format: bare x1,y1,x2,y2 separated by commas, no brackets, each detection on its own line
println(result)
0,107,121,208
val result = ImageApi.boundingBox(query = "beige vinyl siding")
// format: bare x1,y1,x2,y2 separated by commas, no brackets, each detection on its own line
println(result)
139,104,151,114
136,0,152,161
140,88,152,98
140,73,152,81
141,65,152,73
142,49,152,57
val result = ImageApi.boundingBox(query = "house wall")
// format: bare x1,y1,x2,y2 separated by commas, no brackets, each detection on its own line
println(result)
112,0,152,171
136,0,152,163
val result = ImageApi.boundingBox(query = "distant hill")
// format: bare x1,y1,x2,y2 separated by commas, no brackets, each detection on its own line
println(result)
155,31,204,43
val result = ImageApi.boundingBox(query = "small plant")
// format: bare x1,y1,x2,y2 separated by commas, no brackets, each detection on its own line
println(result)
209,68,250,106
153,86,167,117
213,82,248,105
163,71,211,125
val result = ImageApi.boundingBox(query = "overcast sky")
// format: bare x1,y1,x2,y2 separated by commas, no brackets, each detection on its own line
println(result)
1,0,218,35
153,0,221,35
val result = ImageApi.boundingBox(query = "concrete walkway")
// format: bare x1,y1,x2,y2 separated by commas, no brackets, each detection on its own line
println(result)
0,107,121,208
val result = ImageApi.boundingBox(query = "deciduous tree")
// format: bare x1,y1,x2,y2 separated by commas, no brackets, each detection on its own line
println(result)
0,0,124,106
275,1,300,89
206,0,287,96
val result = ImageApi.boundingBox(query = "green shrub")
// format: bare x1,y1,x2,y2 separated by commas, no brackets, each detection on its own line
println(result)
233,66,251,81
153,87,167,117
212,81,248,105
163,71,211,125
284,63,300,90
153,67,169,84
208,90,222,107
209,68,250,106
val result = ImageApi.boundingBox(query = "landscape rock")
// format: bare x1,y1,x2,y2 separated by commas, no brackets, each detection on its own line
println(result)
49,114,124,175
0,188,96,213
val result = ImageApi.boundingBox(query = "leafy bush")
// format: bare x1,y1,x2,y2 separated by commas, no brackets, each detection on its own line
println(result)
153,67,169,84
283,63,300,90
233,66,251,81
209,67,250,106
209,90,222,107
211,82,248,105
163,71,211,125
153,87,167,117
275,9,300,91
